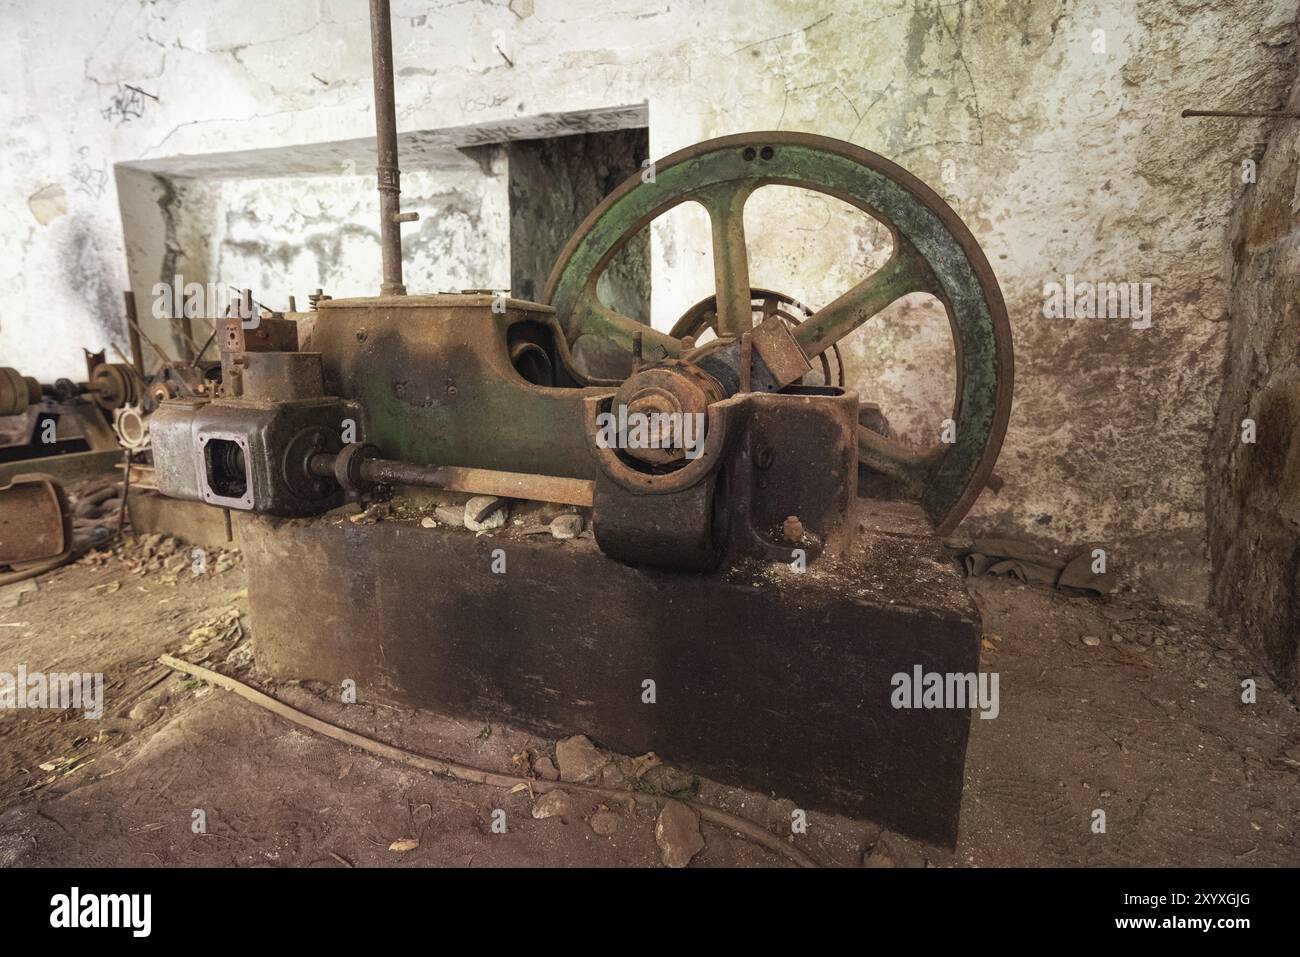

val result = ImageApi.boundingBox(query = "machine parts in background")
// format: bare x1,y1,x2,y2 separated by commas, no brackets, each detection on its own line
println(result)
0,352,131,464
146,359,221,406
113,404,151,453
0,367,40,416
0,306,222,467
87,359,143,411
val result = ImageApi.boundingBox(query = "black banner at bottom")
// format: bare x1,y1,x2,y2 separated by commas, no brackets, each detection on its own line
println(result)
0,866,1288,943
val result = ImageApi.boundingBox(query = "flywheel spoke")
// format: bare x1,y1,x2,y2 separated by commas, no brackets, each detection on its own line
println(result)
695,183,755,338
793,237,935,360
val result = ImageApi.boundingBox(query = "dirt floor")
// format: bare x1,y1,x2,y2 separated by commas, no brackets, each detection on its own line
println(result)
0,530,1297,868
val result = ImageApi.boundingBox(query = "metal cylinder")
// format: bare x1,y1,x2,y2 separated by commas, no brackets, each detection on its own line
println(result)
369,0,406,297
240,352,325,402
0,367,40,416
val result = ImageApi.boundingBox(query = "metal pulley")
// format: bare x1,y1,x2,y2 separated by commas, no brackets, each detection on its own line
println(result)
88,362,143,411
0,367,40,416
113,403,151,452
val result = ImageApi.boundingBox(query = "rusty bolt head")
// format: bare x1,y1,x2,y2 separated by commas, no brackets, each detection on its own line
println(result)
626,389,680,449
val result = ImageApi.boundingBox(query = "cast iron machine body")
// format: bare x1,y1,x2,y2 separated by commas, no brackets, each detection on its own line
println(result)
150,132,1013,576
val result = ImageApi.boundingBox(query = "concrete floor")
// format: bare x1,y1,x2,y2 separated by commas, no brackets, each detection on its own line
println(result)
1,534,1297,868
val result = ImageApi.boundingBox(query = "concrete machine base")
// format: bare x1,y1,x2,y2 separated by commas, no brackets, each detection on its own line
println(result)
239,501,980,846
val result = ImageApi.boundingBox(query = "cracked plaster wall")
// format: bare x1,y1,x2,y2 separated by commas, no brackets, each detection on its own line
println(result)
1,0,1298,601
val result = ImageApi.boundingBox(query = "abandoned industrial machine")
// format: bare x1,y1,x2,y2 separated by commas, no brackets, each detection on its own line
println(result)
21,2,1016,844
147,119,1012,572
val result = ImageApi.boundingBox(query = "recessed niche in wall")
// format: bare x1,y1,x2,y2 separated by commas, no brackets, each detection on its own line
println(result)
113,105,648,369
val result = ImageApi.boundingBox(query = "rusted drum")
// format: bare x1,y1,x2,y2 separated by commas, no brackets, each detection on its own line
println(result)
0,473,71,566
0,367,40,416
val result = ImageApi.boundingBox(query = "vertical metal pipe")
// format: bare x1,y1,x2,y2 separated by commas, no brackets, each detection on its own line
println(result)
122,290,145,377
369,0,406,296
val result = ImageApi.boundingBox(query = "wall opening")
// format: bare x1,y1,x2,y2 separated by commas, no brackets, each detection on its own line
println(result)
114,106,649,372
507,127,650,317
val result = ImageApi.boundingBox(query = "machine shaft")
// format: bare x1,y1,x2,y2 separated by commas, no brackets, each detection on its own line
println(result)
308,450,595,507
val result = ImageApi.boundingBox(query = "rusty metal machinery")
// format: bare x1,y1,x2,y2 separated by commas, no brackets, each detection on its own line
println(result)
146,2,1015,573
0,473,72,569
150,131,1013,574
0,367,41,416
1,299,223,472
138,0,1014,843
0,351,144,464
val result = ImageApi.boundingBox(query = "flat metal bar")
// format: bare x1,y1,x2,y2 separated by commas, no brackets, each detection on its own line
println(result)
123,291,146,378
363,460,594,507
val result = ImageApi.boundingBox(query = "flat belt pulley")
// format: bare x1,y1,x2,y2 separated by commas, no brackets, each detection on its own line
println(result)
0,367,40,416
544,131,1013,534
88,362,143,411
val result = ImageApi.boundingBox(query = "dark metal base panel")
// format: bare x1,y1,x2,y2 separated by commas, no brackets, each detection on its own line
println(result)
239,506,981,846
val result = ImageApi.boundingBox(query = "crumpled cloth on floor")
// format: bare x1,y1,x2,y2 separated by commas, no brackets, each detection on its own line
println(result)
958,538,1116,597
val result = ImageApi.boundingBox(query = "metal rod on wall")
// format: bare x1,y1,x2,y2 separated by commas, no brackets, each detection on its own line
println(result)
369,0,418,296
1181,109,1300,119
